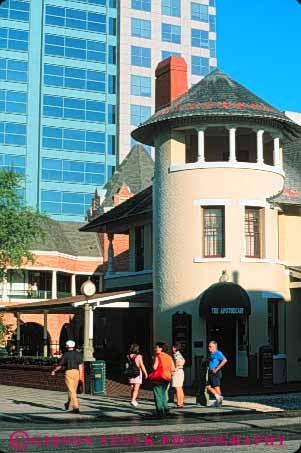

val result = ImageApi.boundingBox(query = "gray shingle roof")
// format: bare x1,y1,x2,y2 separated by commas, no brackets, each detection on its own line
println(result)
102,144,154,209
270,138,301,205
32,220,101,257
132,69,301,146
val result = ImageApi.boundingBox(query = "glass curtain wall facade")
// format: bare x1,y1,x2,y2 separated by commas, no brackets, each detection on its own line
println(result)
0,0,216,220
0,0,117,220
119,0,217,161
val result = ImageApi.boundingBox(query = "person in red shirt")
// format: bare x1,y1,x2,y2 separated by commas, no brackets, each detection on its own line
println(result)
150,342,175,418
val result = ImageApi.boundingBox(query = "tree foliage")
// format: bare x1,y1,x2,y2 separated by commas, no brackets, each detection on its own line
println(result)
0,313,12,346
0,169,49,281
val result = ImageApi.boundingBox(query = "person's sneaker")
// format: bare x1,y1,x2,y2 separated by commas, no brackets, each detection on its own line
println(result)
71,408,80,414
64,402,70,411
215,396,223,408
131,400,138,407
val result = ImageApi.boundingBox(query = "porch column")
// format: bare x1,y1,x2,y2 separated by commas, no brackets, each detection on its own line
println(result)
51,270,57,299
273,137,281,167
107,233,114,274
256,130,264,164
16,312,21,355
71,274,76,297
197,128,205,162
1,275,8,303
43,310,48,358
83,304,94,361
229,128,236,162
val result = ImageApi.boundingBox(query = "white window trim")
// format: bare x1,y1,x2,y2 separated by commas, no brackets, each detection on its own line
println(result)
194,257,231,263
242,204,266,260
195,201,229,260
240,257,272,263
240,200,270,208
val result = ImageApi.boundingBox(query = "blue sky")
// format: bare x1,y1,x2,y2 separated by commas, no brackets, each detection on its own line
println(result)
217,0,301,112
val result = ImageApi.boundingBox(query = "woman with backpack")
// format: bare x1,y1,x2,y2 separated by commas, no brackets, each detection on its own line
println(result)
126,343,148,407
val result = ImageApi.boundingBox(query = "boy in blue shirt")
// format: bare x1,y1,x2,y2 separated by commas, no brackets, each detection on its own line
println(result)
207,341,227,407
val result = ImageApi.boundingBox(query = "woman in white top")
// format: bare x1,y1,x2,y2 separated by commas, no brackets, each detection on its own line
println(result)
171,343,185,408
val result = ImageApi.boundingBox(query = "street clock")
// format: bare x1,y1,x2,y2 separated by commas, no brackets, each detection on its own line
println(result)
80,280,96,297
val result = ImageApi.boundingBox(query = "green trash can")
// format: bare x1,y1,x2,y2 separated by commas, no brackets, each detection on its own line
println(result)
91,360,106,394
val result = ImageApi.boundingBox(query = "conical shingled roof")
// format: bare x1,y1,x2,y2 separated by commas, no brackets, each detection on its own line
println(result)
132,69,301,145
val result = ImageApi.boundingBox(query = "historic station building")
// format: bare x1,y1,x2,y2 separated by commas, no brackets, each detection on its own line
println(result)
83,57,301,384
2,58,301,387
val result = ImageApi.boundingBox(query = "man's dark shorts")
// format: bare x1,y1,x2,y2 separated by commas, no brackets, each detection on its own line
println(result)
208,370,222,387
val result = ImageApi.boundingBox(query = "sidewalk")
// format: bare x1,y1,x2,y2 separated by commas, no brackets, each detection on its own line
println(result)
0,385,288,424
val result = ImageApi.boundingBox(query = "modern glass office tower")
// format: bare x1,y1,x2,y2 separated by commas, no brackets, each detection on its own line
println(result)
0,0,216,221
119,0,217,161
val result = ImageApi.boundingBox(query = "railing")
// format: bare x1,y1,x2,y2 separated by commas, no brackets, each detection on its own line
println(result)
2,290,52,301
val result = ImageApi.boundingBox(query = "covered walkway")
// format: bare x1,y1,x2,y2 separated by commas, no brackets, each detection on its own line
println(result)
0,288,152,361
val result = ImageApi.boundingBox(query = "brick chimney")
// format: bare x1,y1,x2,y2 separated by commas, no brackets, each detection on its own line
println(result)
155,56,188,112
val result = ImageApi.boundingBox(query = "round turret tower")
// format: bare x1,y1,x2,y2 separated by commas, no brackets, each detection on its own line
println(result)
132,58,301,382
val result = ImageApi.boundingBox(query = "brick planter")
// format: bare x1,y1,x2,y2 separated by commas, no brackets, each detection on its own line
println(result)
0,363,155,399
0,364,65,392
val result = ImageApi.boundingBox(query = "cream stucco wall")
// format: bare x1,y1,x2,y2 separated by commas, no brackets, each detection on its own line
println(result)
152,133,295,382
279,213,301,266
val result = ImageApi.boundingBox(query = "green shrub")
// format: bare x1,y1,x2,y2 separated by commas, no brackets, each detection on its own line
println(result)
0,356,60,366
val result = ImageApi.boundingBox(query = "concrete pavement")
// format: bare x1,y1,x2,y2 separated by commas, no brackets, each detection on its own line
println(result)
0,385,288,423
0,385,300,452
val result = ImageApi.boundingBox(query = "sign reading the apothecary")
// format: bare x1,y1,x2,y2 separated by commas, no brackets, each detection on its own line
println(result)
211,307,245,315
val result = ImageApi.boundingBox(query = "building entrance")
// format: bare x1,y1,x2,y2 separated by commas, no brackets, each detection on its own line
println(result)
207,319,236,380
207,317,249,380
200,282,251,379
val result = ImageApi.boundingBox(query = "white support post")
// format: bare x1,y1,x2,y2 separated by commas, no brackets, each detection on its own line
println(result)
71,274,76,297
197,129,205,162
1,275,8,302
83,304,94,361
43,310,48,358
257,130,264,164
229,128,236,162
273,137,281,167
107,233,114,274
51,270,57,299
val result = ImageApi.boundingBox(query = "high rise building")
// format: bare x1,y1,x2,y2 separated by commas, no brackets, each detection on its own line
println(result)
119,0,217,161
0,0,216,221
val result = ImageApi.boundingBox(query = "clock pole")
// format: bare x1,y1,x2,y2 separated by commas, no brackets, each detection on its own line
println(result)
83,303,95,362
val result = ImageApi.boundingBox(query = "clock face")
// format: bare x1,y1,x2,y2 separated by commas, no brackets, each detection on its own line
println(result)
81,280,96,297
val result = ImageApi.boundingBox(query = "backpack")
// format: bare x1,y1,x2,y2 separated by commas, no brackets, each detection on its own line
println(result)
124,354,140,379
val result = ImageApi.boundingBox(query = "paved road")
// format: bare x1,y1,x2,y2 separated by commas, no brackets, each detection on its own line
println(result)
0,386,300,453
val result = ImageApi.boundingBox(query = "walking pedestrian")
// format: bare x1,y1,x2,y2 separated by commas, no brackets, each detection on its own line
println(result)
51,340,83,414
149,342,175,418
171,343,185,408
127,343,148,407
206,341,227,407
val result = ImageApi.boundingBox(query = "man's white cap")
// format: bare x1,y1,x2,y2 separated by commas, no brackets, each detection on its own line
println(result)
66,340,75,348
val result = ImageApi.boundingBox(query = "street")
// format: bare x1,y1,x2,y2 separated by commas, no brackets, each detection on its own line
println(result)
0,386,300,453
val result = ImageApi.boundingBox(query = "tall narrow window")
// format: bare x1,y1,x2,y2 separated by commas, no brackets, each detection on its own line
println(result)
203,207,224,257
245,207,261,258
